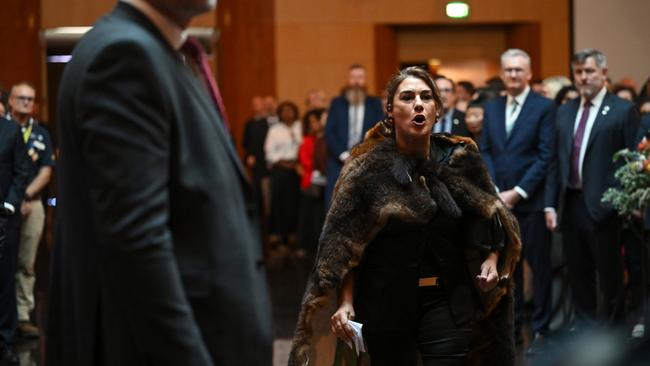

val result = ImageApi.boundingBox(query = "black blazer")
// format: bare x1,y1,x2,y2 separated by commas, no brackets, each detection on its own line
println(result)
0,118,29,210
545,92,640,223
47,3,271,366
480,92,556,212
449,108,472,137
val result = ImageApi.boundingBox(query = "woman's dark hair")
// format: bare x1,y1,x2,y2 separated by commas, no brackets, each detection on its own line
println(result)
554,85,578,106
467,93,488,110
384,66,443,118
458,80,475,96
277,101,299,123
302,108,326,136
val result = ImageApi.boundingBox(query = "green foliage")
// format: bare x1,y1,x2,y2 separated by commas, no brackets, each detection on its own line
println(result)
601,147,650,219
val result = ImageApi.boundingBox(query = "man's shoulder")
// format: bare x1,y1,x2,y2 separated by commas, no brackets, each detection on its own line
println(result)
452,109,466,119
527,91,554,108
484,96,506,109
607,93,636,115
0,117,19,136
642,113,650,129
73,7,166,64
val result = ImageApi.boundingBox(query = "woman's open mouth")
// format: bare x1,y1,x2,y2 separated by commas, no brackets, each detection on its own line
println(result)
412,114,426,126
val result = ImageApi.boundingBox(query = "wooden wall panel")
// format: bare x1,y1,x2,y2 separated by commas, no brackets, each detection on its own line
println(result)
0,0,42,114
276,0,571,104
374,25,398,96
396,25,507,86
276,23,375,106
217,0,275,152
506,23,542,79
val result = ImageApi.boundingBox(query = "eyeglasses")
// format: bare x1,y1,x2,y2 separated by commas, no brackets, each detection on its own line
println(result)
15,96,35,103
503,68,526,75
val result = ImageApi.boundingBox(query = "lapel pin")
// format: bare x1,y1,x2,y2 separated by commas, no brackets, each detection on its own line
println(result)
602,105,610,116
453,118,459,125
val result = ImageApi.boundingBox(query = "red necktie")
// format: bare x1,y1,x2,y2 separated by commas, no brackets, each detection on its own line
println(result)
569,101,592,187
181,37,230,130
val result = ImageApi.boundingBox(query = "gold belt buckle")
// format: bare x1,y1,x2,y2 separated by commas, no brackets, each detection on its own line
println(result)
418,276,439,287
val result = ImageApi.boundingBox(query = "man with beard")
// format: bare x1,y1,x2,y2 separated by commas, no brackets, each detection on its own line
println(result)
46,0,272,365
324,64,383,205
545,48,639,329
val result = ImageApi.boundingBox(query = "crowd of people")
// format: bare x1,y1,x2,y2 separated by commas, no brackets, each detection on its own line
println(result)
0,82,54,364
243,49,650,362
1,5,650,361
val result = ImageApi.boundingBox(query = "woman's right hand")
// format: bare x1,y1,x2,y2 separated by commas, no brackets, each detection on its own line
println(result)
330,302,355,342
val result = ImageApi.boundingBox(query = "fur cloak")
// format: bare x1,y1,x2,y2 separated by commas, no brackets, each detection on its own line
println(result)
288,122,522,365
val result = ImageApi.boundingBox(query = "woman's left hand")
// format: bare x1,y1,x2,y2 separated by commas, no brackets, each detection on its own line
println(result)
476,251,499,292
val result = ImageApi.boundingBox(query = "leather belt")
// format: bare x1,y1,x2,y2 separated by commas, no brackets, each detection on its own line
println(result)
418,276,439,287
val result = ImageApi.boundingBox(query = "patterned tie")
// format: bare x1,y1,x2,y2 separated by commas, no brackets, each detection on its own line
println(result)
569,101,592,187
181,37,230,130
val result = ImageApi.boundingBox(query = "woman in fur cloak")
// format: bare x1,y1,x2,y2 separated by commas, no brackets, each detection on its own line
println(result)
289,67,521,366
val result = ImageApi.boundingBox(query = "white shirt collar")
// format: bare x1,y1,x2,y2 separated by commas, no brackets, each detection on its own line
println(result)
580,86,607,109
122,0,187,50
507,85,530,106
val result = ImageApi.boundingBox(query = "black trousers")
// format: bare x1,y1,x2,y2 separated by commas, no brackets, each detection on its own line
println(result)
363,286,472,366
562,189,624,326
0,215,21,348
513,211,552,334
268,166,300,240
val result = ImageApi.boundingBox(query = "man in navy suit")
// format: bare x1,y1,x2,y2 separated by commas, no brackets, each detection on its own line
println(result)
545,49,639,328
0,117,29,365
324,64,384,206
480,49,556,347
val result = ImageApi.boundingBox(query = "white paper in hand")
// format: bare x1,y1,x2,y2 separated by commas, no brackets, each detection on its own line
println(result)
344,321,366,356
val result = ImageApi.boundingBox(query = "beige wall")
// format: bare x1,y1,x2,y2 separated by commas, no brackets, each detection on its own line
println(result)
276,0,570,105
397,26,506,85
574,0,650,88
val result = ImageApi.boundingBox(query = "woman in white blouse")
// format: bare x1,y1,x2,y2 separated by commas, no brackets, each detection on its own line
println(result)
264,101,303,257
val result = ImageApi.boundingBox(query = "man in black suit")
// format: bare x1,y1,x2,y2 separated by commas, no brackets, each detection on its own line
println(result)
46,1,272,365
433,76,471,137
243,96,271,223
545,49,639,328
480,49,556,348
0,117,29,365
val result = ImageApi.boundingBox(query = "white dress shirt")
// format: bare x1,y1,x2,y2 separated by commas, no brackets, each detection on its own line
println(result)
264,121,302,166
347,103,365,149
504,86,531,199
573,86,607,187
433,109,454,134
505,86,530,138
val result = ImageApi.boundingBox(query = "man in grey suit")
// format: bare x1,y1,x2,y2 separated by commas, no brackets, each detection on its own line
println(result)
545,49,639,328
46,0,272,365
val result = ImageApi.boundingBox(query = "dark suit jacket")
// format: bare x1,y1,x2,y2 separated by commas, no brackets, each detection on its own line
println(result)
636,113,650,143
480,91,556,212
47,3,271,366
0,118,29,210
545,92,640,223
242,117,270,182
442,108,471,137
324,95,383,203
